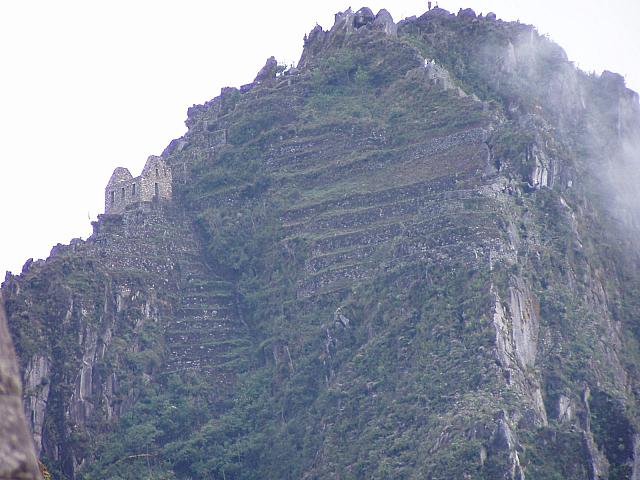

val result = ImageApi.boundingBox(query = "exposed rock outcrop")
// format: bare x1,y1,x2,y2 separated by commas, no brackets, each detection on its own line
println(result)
0,296,42,480
372,9,397,36
3,203,245,478
458,8,476,19
298,7,398,68
22,355,49,454
353,7,375,29
254,56,279,83
5,5,640,480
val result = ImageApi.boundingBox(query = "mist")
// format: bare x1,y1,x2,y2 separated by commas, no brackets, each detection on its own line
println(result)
477,25,640,238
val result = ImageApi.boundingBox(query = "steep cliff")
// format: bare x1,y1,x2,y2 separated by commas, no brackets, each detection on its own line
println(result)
4,6,640,479
0,297,42,480
3,203,245,478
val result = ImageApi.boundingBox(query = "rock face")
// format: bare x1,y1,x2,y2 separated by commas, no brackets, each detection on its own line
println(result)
3,203,243,478
0,296,42,480
298,7,398,67
4,5,640,480
372,8,397,36
253,56,278,83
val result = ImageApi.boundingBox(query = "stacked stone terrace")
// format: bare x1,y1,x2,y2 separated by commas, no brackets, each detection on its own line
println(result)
193,126,503,298
97,147,245,384
6,201,246,467
157,4,515,303
104,155,172,214
91,203,246,386
271,126,507,298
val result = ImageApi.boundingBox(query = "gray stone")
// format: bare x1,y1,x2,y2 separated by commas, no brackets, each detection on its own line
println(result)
0,296,42,480
21,258,33,274
600,70,626,94
333,8,352,26
353,7,375,29
104,156,172,214
22,355,50,456
240,83,255,93
373,9,397,36
254,56,278,83
420,6,453,19
558,395,575,423
397,15,417,28
458,8,476,18
632,434,640,480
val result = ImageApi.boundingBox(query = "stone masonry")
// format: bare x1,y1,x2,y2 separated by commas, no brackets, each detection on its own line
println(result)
104,156,172,214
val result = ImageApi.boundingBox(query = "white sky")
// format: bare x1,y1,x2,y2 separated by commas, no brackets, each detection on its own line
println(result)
1,0,639,275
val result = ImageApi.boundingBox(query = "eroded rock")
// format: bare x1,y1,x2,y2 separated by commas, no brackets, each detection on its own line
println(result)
22,355,50,455
254,56,278,83
372,9,397,36
458,8,476,19
353,7,375,29
0,296,42,480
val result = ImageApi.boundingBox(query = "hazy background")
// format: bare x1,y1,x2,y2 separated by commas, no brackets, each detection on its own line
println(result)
1,0,639,275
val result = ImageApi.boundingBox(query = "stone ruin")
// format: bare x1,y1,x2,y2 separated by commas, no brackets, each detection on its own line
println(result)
104,155,172,214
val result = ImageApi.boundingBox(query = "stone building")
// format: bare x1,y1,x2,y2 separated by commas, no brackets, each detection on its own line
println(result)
104,156,172,214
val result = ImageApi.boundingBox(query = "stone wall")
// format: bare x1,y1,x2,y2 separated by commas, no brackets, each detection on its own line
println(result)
104,156,172,214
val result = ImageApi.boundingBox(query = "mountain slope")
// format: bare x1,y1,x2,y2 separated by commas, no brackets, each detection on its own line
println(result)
4,6,640,479
0,297,42,480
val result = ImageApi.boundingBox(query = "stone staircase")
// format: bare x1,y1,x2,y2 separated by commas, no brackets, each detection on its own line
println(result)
94,203,250,385
164,259,249,387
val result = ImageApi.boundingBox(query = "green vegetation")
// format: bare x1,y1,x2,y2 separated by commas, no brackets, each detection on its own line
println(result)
5,9,640,480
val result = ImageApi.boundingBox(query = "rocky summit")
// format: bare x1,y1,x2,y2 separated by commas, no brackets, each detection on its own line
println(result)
3,6,640,479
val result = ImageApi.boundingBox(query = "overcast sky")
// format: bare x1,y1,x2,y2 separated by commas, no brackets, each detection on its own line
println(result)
1,0,639,276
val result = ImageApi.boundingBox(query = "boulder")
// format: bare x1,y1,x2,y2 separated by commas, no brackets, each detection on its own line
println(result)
373,9,397,36
458,8,476,19
420,6,453,19
353,7,375,28
254,56,278,83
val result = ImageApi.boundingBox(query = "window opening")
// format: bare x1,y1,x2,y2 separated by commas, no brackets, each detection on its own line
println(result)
110,191,115,205
121,187,125,199
155,182,159,196
132,183,136,195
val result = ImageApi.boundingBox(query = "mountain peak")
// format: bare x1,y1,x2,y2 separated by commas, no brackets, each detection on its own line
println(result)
3,5,640,479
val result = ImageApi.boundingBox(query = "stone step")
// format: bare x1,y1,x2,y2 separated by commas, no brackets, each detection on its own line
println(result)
281,176,478,225
278,135,485,196
269,127,485,180
166,319,235,333
166,317,238,332
303,208,494,255
183,279,234,290
165,334,248,348
176,305,231,317
305,244,379,273
297,225,501,297
172,311,234,322
305,219,497,271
